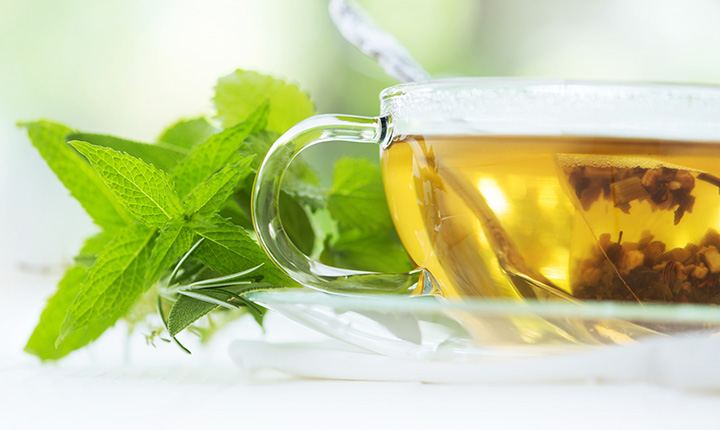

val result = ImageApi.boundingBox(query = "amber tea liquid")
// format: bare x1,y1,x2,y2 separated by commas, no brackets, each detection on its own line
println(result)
382,135,720,304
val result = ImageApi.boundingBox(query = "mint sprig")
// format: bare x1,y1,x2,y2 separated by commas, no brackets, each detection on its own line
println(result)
21,69,411,361
70,140,184,227
25,265,88,360
57,223,156,347
20,120,133,230
171,102,268,198
68,133,188,172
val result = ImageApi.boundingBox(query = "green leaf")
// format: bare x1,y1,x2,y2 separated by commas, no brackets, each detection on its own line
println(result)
240,131,324,209
240,131,319,183
57,224,156,348
157,117,219,150
165,256,209,287
167,294,216,337
320,229,413,273
19,120,132,229
74,230,115,267
192,216,292,287
182,156,255,218
328,158,394,231
214,69,315,134
170,103,268,198
280,192,315,256
25,265,89,360
145,222,195,286
217,198,252,229
67,133,187,172
70,140,184,227
284,177,325,212
321,158,412,274
237,131,278,170
168,283,278,337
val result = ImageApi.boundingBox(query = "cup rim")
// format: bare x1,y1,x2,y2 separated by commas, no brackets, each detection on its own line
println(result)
378,77,720,140
379,77,720,101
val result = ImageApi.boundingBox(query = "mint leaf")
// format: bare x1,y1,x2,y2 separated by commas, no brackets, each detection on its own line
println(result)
23,69,327,359
167,294,216,337
70,140,183,227
328,158,393,231
214,69,314,134
25,265,88,360
192,216,292,287
320,229,412,273
170,103,268,198
74,230,115,267
320,158,412,274
57,224,156,347
241,131,323,209
280,193,315,256
284,173,325,211
241,131,319,183
68,133,187,172
158,117,219,150
145,222,195,286
167,283,274,337
182,157,255,218
19,120,132,229
237,131,278,170
217,198,252,229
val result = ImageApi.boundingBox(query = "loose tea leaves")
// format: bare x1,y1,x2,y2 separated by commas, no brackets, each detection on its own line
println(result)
559,155,720,302
563,163,700,225
574,230,720,303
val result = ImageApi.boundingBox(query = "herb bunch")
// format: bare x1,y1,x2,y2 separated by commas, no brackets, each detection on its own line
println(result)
21,69,412,360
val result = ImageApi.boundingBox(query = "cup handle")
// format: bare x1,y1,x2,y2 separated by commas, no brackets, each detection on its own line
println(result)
252,114,425,295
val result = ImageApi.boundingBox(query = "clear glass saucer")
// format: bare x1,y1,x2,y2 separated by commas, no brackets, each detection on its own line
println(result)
245,290,720,362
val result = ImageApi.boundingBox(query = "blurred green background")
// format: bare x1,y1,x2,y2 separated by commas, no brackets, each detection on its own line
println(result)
3,0,720,269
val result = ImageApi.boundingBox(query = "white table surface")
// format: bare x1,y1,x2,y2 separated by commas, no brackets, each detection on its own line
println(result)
3,266,720,430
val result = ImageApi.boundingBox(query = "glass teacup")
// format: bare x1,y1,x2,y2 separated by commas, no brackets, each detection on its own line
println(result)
252,79,720,304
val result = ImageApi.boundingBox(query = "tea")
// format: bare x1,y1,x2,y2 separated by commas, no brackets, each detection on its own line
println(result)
381,135,720,303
